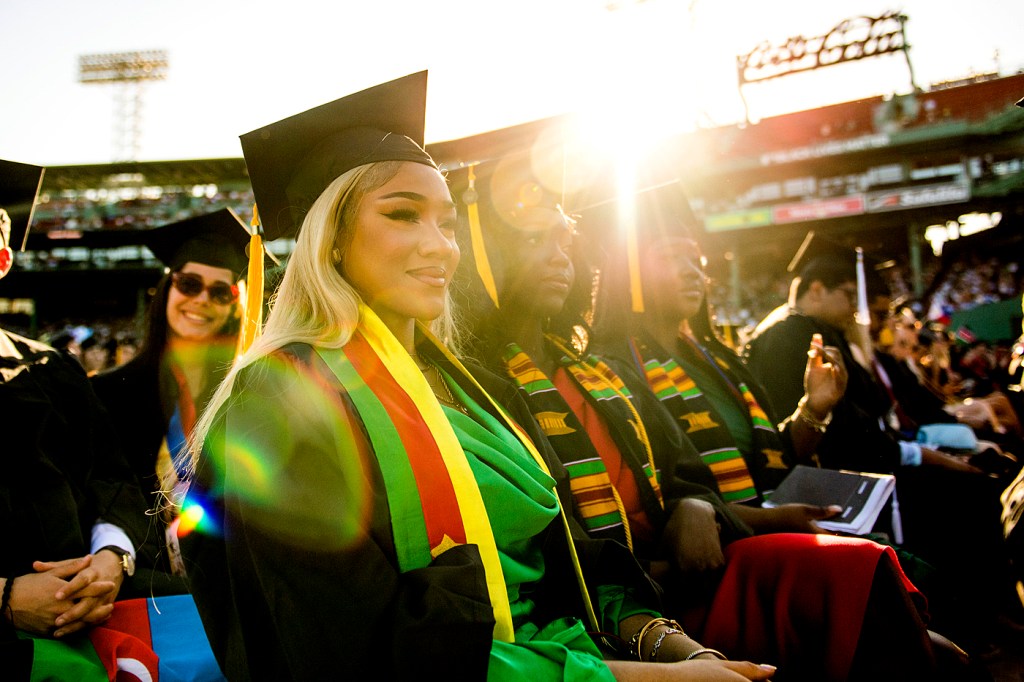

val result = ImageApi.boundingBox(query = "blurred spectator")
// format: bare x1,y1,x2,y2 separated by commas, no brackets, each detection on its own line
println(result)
80,334,112,376
115,334,138,366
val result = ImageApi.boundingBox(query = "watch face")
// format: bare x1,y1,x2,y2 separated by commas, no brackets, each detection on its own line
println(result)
121,553,136,578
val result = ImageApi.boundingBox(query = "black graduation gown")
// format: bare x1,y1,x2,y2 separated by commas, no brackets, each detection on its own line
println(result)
92,351,230,591
589,341,756,547
181,342,661,681
0,328,147,578
744,306,902,473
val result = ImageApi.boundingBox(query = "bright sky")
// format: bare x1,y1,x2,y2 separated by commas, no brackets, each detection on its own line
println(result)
1,0,1022,166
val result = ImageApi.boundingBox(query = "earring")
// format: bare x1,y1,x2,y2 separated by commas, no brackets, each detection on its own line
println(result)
0,245,12,280
331,248,342,264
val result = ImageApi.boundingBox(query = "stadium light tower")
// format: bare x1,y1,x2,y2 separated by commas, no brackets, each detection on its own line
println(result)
78,50,169,161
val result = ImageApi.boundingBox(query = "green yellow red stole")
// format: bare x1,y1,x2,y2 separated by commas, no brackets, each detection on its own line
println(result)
317,307,597,643
628,333,788,501
502,336,663,552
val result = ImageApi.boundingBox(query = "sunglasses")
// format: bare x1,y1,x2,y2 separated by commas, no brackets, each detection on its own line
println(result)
171,271,239,305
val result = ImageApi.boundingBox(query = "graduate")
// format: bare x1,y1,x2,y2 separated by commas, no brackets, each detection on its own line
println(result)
179,73,778,681
92,209,252,592
0,158,147,639
453,147,940,681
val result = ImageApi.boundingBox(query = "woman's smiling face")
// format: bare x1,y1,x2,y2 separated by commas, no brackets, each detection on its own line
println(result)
340,162,459,333
165,261,237,341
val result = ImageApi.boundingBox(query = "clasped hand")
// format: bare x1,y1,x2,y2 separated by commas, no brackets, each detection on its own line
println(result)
10,553,122,637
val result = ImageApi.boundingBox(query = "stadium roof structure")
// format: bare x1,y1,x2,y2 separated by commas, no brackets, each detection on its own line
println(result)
41,157,249,193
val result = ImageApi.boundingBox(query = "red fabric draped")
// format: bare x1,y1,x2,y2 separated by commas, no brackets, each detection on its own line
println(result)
683,533,927,681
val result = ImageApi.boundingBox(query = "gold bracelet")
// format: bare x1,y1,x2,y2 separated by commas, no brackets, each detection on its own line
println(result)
796,397,832,433
632,617,685,660
685,647,728,661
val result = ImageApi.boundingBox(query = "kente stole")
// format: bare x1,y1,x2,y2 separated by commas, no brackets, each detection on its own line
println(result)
628,334,788,501
317,307,598,643
502,336,663,552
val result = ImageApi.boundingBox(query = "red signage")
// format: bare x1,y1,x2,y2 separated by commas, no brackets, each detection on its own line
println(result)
773,196,865,224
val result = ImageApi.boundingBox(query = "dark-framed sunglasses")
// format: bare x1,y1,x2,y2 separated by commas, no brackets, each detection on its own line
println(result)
171,271,239,305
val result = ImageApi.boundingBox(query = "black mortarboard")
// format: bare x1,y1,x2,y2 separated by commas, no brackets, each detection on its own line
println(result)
457,149,581,225
785,230,857,275
578,180,699,313
241,71,436,241
0,158,45,251
143,208,252,276
576,179,700,246
784,231,892,288
442,127,605,308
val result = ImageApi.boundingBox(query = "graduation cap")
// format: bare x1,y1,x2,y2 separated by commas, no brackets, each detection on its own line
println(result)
579,180,700,313
1017,96,1023,108
143,208,252,277
241,71,435,242
143,208,270,354
785,230,858,275
0,158,45,253
785,231,888,292
444,131,606,309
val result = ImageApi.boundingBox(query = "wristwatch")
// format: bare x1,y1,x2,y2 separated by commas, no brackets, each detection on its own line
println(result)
97,545,136,578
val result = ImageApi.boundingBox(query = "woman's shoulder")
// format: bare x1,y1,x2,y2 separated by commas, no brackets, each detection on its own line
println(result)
231,343,369,420
235,342,321,390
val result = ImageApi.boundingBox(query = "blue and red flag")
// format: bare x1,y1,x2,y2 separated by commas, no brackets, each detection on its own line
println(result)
3,595,224,682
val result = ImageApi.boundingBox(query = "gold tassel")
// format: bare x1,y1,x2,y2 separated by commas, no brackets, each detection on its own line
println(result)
238,205,264,355
626,212,644,313
466,164,500,309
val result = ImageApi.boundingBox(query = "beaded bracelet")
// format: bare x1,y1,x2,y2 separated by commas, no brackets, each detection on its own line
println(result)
649,627,684,661
685,647,728,661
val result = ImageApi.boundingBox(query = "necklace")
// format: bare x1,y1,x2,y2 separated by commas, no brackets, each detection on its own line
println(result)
413,353,469,414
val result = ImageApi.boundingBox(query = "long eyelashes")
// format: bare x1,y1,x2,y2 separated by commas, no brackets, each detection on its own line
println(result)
383,210,458,234
384,209,419,222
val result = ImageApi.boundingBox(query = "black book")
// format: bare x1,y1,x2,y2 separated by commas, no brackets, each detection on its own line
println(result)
763,465,896,535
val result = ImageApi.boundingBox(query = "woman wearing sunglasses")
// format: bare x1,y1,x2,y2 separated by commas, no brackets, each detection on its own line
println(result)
92,208,251,594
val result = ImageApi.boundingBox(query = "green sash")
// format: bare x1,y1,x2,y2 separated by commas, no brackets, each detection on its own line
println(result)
317,306,600,641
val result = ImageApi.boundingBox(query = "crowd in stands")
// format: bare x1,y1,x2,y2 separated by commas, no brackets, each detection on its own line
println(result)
15,182,1024,338
32,188,255,235
709,251,1022,340
20,234,1020,390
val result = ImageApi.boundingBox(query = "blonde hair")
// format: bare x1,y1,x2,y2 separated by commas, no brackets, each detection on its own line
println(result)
186,160,460,473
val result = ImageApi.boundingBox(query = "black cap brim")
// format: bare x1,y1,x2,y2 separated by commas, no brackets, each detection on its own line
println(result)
577,180,700,248
241,71,435,242
786,230,861,274
143,208,252,276
0,159,45,251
